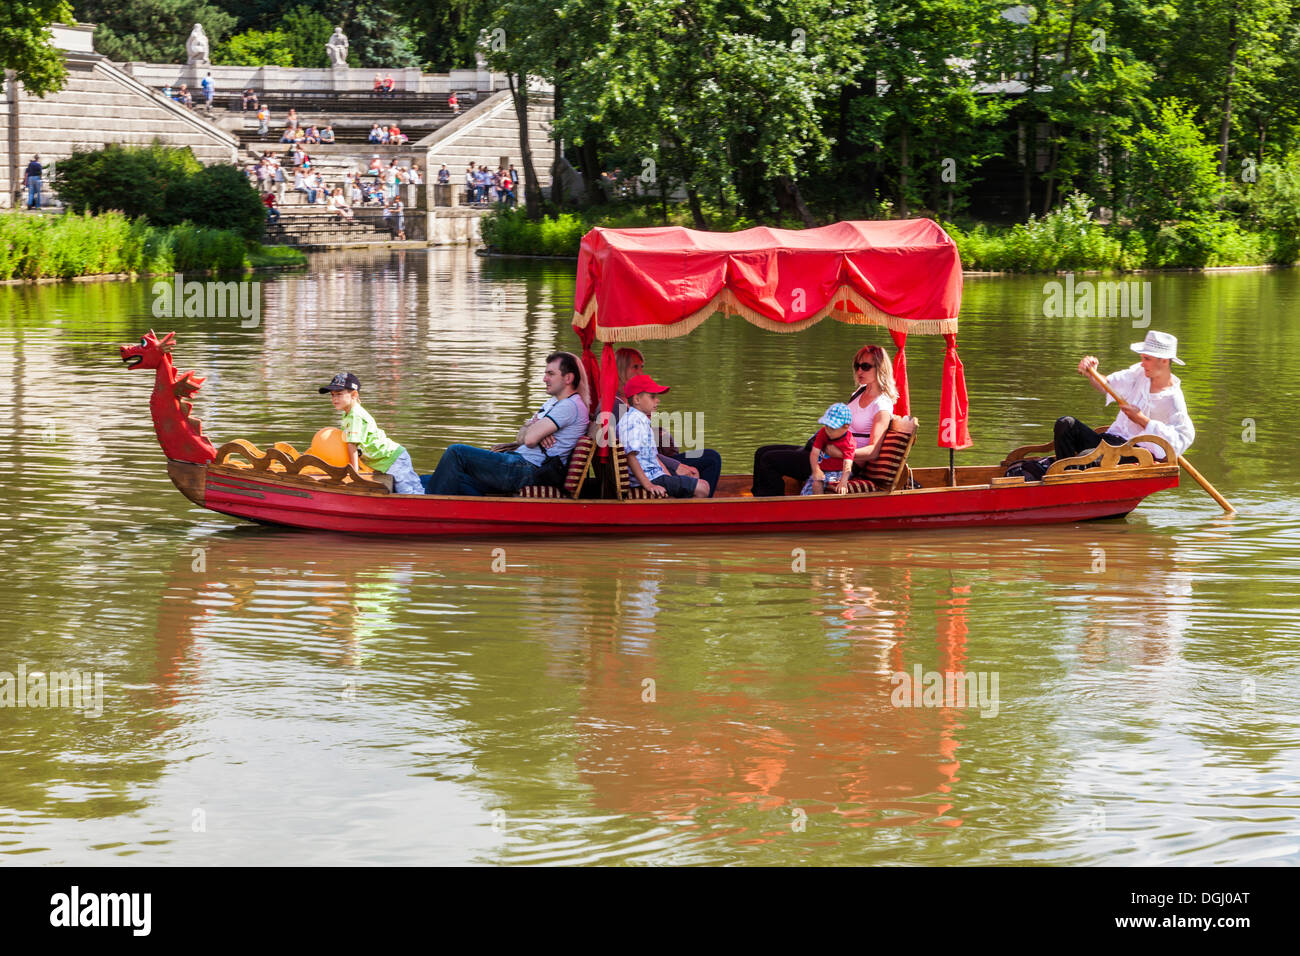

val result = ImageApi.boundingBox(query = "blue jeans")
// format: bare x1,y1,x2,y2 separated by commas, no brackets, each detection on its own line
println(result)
27,176,41,208
385,450,424,494
425,444,540,496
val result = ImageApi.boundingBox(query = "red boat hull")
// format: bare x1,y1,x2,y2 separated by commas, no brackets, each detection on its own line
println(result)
171,461,1181,536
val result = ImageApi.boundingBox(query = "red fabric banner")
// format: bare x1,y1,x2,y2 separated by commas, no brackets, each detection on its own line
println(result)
889,328,910,417
939,333,972,449
573,220,962,342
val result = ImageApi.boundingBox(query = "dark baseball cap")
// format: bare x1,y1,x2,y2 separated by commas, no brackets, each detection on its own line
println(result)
319,372,361,393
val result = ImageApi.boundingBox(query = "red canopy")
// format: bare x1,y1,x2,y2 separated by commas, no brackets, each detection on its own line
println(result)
571,220,970,450
573,219,962,341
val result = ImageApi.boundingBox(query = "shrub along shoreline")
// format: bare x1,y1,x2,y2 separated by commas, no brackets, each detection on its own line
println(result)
480,193,1300,273
0,211,306,282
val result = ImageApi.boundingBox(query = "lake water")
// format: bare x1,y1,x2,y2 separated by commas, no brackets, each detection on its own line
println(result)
1,248,1297,865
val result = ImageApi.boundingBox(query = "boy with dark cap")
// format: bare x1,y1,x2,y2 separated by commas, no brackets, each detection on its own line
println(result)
319,372,423,494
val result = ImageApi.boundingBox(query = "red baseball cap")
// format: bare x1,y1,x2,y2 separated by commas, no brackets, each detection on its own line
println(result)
623,374,669,398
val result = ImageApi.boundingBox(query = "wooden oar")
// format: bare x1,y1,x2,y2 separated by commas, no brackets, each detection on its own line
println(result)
1086,367,1235,514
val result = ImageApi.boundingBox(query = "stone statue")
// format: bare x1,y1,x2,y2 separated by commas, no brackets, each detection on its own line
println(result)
185,24,209,66
325,27,350,68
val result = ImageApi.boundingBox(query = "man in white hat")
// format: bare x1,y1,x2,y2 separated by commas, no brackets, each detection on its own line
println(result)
1054,330,1195,462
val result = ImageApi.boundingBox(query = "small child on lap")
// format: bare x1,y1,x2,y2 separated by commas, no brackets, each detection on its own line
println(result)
319,372,423,494
617,374,710,498
802,403,856,495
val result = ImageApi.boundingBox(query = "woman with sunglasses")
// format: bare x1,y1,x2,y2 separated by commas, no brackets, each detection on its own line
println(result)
751,344,899,496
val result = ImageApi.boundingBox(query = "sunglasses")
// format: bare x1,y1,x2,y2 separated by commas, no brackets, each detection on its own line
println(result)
854,361,875,371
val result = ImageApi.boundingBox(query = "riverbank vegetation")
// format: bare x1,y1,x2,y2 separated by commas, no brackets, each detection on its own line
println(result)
2,142,307,281
0,211,304,281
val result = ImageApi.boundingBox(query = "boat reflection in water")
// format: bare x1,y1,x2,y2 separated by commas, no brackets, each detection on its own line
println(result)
142,520,1200,858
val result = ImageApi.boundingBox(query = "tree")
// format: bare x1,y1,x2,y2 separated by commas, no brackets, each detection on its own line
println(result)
215,28,294,66
328,0,419,67
1120,99,1222,225
75,0,236,64
1,1,75,96
280,4,333,69
1157,0,1291,177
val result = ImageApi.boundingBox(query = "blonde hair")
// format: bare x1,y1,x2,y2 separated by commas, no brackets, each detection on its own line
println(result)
854,344,898,401
615,347,644,385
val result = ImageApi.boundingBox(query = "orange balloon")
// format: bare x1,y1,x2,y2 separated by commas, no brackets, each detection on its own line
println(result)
304,426,372,472
305,427,350,467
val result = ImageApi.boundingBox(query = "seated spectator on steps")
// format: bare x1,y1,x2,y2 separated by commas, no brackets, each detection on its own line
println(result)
368,123,384,143
373,74,384,92
303,125,320,144
262,192,280,224
242,88,258,111
329,187,354,220
320,125,335,143
382,74,396,95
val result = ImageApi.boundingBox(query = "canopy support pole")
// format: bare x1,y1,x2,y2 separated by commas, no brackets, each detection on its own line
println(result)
949,449,955,487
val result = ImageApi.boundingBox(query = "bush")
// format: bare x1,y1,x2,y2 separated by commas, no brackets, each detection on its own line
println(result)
170,164,267,240
481,207,587,256
53,142,262,236
54,142,201,223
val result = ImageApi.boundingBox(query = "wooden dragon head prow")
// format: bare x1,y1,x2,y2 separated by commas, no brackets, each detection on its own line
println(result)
121,331,217,464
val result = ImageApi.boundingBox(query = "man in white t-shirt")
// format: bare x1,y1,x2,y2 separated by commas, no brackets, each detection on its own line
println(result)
424,352,589,495
1054,330,1195,462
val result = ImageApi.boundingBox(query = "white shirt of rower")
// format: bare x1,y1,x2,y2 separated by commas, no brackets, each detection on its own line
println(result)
1104,363,1195,458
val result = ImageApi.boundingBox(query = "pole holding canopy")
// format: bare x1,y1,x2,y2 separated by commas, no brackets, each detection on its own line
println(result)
571,219,968,456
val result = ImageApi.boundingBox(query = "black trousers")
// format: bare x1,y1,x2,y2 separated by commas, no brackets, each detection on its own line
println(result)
1053,417,1127,460
752,443,813,497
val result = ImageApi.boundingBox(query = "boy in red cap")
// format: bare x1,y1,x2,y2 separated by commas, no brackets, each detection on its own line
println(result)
617,374,710,498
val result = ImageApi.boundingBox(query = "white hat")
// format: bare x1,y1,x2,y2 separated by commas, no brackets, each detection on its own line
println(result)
1131,330,1184,365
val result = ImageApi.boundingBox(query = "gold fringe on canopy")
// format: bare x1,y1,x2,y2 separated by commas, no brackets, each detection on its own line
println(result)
573,284,959,343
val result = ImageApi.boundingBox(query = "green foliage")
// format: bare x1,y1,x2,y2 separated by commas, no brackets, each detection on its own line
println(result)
945,193,1287,271
945,194,1136,271
54,143,265,239
215,27,294,66
76,0,236,63
54,143,202,223
1120,100,1222,225
170,164,269,240
330,0,420,67
0,211,274,280
481,208,588,256
0,1,74,96
1241,152,1300,260
280,4,334,68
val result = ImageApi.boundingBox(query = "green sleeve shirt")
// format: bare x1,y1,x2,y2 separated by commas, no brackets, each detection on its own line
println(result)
340,403,404,473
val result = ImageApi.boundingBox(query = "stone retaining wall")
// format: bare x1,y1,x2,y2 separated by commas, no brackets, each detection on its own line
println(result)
2,52,238,209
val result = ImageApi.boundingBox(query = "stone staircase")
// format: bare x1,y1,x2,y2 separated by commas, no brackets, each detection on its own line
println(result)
263,209,397,248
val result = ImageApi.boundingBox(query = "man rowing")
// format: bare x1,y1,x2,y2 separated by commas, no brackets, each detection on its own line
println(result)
1054,330,1195,462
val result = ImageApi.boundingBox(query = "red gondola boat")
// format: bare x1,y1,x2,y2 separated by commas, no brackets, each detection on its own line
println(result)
122,220,1180,535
